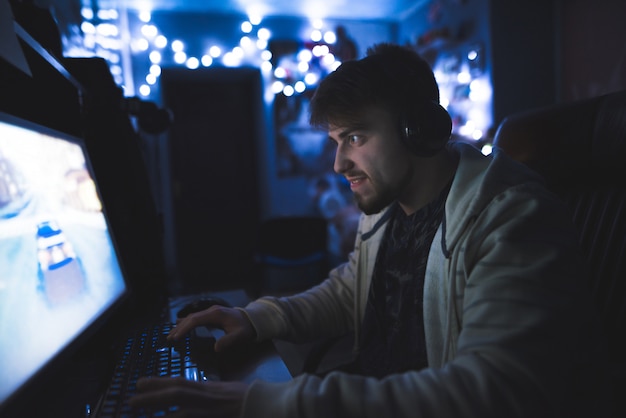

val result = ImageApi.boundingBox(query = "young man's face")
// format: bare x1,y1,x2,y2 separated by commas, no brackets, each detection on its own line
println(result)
328,106,414,215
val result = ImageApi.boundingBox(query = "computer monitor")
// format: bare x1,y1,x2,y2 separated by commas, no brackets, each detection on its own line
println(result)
0,111,129,414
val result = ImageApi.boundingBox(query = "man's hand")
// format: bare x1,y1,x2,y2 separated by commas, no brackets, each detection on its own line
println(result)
129,376,248,418
168,306,257,352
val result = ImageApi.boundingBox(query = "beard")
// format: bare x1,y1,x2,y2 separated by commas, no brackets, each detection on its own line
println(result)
354,169,413,215
354,186,396,215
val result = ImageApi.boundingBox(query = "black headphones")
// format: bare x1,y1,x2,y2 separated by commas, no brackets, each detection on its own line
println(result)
363,51,453,157
399,99,452,157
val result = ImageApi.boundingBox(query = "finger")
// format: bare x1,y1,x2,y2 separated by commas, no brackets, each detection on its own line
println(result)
167,320,190,341
169,316,198,341
168,309,217,341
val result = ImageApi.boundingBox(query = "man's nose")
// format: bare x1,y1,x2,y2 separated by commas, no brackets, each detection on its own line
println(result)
333,146,353,174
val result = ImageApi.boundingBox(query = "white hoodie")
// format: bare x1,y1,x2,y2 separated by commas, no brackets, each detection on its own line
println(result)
241,142,612,418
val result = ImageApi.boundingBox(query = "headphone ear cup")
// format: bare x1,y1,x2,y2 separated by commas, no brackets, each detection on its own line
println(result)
401,101,452,157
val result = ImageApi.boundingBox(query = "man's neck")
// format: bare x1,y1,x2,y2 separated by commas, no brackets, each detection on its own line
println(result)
398,148,458,215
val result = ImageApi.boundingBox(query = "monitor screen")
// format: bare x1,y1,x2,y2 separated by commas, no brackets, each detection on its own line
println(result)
0,111,128,410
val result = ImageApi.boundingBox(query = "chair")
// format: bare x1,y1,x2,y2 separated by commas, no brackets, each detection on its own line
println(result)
493,89,626,417
253,216,329,295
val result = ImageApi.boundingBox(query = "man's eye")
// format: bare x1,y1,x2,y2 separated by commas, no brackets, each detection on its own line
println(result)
348,135,362,144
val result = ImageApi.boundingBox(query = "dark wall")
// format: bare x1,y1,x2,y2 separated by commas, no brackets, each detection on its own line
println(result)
489,0,558,126
160,66,264,294
559,0,626,101
490,0,626,122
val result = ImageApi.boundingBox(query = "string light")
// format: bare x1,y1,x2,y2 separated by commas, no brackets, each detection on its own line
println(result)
70,5,492,143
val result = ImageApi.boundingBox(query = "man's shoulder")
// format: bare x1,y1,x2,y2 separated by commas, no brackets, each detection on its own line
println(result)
452,141,546,197
445,142,552,235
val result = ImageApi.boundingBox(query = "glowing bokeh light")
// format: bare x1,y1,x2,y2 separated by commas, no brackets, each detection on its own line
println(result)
139,84,151,96
81,8,94,19
323,31,336,44
241,21,253,33
141,24,158,38
294,81,306,93
171,40,184,52
154,35,167,48
149,64,161,76
261,50,272,61
223,51,241,67
274,67,287,78
297,49,312,62
209,46,221,57
257,28,271,40
81,21,95,34
298,61,309,72
97,23,118,37
283,85,295,97
271,80,284,93
149,50,161,63
201,55,213,67
310,29,322,42
304,73,319,85
260,61,273,73
173,51,187,64
138,11,151,22
133,38,149,52
186,57,200,69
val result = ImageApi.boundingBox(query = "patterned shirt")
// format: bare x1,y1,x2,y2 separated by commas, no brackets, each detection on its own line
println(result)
356,182,451,378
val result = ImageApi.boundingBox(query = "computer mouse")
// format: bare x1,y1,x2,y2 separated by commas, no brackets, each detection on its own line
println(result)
176,296,232,318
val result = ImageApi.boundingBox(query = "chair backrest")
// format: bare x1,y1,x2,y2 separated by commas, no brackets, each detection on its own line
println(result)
493,89,626,414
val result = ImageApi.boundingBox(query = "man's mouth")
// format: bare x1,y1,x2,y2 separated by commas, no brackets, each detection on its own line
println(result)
347,176,366,188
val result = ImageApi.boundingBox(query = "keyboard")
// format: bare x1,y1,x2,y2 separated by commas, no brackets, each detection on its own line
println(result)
95,322,219,418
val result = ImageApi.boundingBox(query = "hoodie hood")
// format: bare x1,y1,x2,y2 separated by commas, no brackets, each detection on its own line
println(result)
443,142,546,255
358,142,545,257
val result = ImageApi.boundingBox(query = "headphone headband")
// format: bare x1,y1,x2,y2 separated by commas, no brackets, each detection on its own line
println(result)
362,52,452,156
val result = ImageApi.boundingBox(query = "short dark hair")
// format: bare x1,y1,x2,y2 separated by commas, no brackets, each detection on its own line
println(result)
309,43,440,130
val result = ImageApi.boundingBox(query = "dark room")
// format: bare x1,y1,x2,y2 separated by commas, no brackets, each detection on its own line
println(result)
1,0,625,417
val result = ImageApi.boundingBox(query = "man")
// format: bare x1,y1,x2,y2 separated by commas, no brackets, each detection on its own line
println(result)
130,43,611,417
